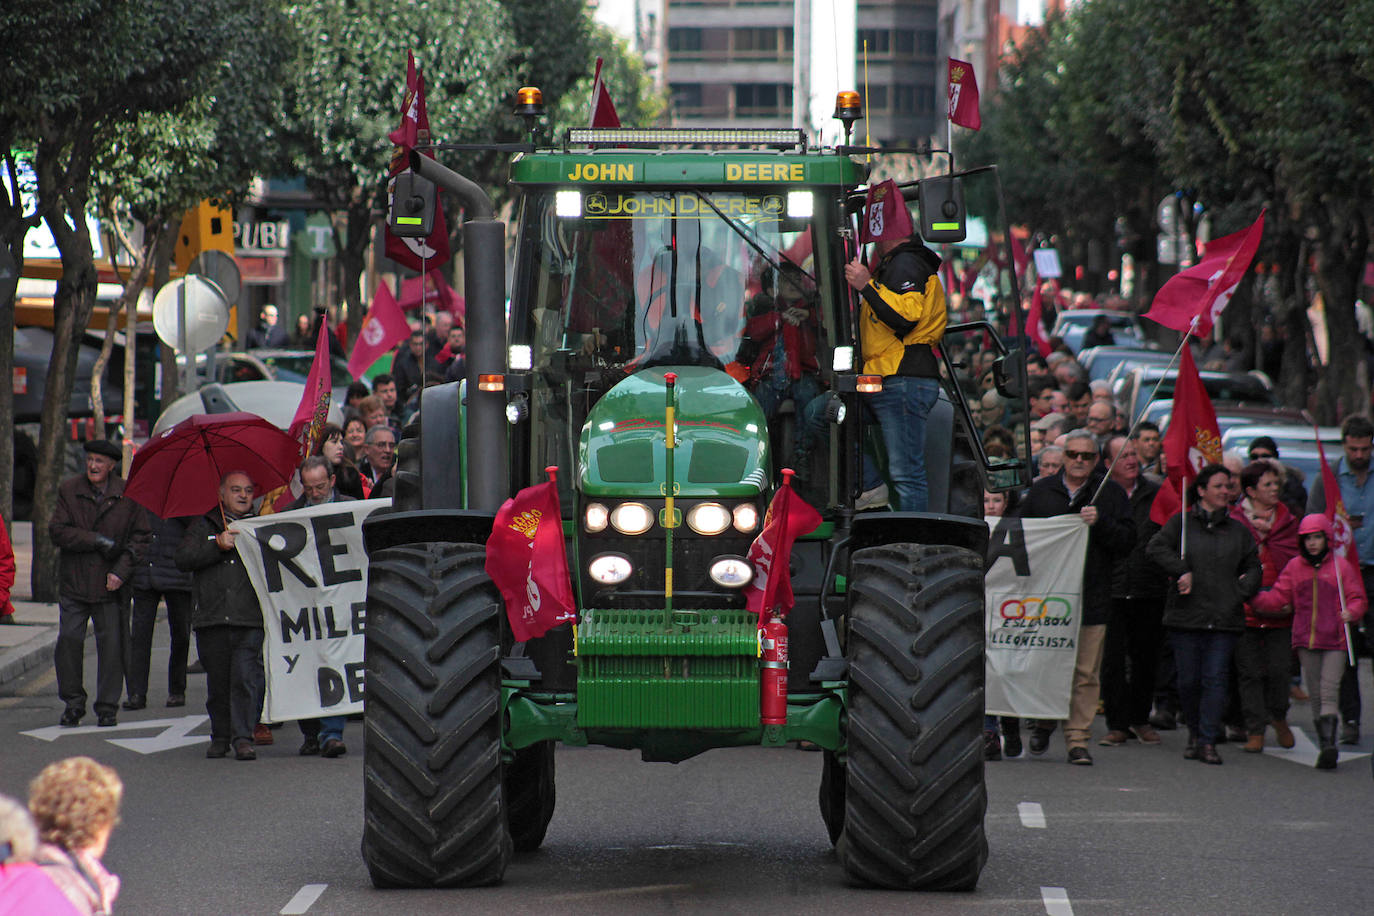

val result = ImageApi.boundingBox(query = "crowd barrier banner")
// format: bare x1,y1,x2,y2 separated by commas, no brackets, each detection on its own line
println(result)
235,498,391,721
984,515,1088,719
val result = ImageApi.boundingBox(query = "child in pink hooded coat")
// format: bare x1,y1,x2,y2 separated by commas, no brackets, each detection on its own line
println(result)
1252,514,1367,768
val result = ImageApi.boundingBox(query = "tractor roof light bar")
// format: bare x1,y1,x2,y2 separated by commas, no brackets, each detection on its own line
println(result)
565,127,808,152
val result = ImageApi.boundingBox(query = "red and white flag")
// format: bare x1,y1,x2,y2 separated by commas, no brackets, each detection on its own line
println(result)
1144,210,1265,337
347,283,411,379
486,472,577,642
947,58,981,130
744,472,822,623
287,322,334,457
385,51,451,272
590,57,621,127
1149,346,1222,524
1316,436,1359,563
1026,280,1052,358
859,179,914,245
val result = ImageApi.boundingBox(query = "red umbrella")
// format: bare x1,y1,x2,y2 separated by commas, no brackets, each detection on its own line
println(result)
125,412,302,518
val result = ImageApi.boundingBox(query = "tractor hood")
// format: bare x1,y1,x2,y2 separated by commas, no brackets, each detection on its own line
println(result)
579,366,769,498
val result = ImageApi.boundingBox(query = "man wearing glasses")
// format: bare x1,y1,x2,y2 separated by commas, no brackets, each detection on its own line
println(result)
358,426,397,491
1019,429,1136,765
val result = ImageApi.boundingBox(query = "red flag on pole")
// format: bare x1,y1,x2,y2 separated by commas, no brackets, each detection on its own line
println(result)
347,283,411,379
287,322,334,457
1144,210,1265,337
590,57,621,127
485,472,577,642
385,51,451,272
1149,346,1221,524
858,179,914,244
1026,280,1052,358
1316,436,1360,563
743,472,822,622
947,58,981,130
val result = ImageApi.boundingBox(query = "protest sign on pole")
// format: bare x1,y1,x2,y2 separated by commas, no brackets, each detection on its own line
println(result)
983,515,1089,719
234,499,391,722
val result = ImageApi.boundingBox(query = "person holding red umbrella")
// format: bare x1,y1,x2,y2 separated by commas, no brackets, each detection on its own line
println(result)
174,471,267,761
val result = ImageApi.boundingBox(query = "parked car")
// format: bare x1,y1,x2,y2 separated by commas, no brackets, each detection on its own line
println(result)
152,381,345,436
1146,401,1308,438
177,348,352,405
1051,309,1150,353
1114,366,1276,426
1078,345,1168,382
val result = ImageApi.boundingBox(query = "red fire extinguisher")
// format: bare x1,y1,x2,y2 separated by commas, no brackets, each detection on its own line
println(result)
760,611,788,726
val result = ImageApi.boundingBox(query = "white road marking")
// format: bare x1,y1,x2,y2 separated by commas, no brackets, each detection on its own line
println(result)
1265,726,1372,768
280,884,327,914
1041,886,1074,916
21,715,211,754
1018,801,1046,828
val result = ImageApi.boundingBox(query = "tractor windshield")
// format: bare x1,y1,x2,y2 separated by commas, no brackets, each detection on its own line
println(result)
528,189,816,372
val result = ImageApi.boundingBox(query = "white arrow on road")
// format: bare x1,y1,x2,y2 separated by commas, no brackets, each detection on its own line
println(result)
1263,725,1372,768
21,715,211,755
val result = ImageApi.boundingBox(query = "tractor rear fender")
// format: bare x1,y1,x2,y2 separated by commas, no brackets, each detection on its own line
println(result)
362,509,495,555
846,513,989,560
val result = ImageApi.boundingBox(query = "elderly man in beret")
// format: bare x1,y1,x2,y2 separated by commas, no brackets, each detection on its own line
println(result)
49,440,150,728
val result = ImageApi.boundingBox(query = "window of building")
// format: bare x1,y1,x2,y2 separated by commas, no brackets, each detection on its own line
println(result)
735,83,793,115
893,85,914,114
918,29,937,55
914,84,935,115
734,27,777,52
866,85,889,111
856,29,890,55
668,28,703,53
894,29,915,54
672,83,704,110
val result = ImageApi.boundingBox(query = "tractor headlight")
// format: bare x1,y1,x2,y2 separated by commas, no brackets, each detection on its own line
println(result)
686,502,731,535
584,502,609,533
733,504,759,533
709,556,754,588
609,502,654,535
588,553,633,584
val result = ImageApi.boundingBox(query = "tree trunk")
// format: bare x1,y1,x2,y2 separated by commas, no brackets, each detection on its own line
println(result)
0,236,19,527
31,151,99,602
340,200,373,344
1312,206,1369,423
150,224,180,411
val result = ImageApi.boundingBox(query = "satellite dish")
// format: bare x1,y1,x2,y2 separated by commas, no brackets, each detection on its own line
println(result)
188,249,242,306
153,275,231,353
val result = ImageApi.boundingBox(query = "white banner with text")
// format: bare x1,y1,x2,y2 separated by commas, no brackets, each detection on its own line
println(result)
235,499,391,722
984,515,1089,720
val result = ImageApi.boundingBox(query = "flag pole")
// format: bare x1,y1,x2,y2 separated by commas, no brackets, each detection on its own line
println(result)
663,372,677,630
1090,321,1195,502
1333,557,1357,666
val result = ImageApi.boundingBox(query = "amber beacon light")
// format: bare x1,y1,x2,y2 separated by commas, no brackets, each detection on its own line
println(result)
514,86,545,117
833,91,863,144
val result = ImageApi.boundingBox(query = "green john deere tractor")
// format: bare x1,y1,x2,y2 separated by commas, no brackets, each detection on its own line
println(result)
362,105,1030,890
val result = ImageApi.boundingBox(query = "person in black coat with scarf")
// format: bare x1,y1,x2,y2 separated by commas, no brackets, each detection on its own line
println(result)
1018,429,1136,765
1147,464,1262,765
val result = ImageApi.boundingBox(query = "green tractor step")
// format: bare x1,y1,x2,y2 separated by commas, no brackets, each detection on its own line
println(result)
576,609,760,729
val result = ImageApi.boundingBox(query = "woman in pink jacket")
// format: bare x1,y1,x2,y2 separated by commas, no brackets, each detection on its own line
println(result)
1252,514,1367,769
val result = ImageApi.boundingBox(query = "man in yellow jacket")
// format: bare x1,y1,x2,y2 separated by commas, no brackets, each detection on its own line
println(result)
843,186,947,512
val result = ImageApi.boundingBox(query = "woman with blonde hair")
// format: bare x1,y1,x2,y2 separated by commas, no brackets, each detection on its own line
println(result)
1,793,80,915
29,757,123,915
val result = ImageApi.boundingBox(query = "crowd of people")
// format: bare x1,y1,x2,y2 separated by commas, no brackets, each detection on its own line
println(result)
967,325,1371,769
39,307,463,766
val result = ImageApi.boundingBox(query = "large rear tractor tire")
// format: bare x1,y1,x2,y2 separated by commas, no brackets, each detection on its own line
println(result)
836,543,987,891
362,543,512,887
505,740,557,852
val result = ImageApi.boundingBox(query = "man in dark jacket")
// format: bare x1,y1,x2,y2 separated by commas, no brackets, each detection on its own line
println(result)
123,513,193,711
49,440,151,728
1147,464,1262,764
175,471,265,761
1019,429,1136,765
1098,435,1167,747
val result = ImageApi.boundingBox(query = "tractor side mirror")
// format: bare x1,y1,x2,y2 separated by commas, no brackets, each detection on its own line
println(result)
992,350,1024,399
918,176,966,244
389,171,437,238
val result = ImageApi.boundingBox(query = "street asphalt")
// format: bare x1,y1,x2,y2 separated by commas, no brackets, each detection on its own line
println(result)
4,522,1373,914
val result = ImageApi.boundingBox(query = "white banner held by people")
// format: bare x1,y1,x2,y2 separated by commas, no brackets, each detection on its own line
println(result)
234,498,391,722
984,515,1088,719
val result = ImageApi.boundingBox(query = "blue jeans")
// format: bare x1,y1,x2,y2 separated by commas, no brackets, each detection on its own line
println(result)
1169,629,1239,745
865,376,940,512
319,715,347,744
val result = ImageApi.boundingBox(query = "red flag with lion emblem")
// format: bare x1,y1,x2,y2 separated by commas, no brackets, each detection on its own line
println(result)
486,471,576,642
947,58,981,130
1150,346,1221,524
1316,436,1359,563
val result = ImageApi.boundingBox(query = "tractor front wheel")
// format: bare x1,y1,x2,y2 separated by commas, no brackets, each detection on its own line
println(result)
836,543,987,890
361,543,512,887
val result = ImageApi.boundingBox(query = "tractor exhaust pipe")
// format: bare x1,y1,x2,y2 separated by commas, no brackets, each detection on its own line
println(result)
410,152,508,511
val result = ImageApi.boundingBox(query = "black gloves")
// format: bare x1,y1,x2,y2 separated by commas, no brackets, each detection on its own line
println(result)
92,534,121,560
